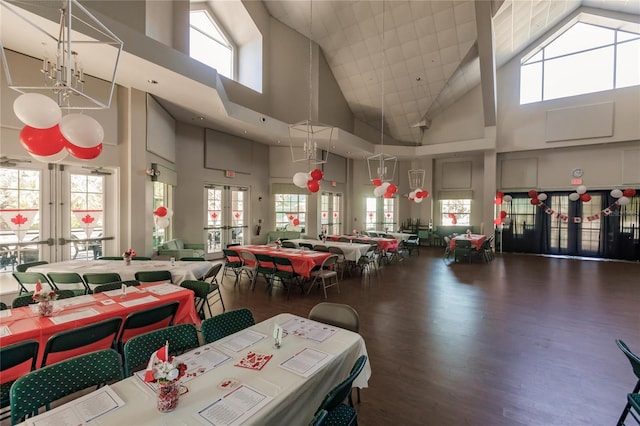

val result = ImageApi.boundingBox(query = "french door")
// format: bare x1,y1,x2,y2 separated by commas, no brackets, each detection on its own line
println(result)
320,192,342,235
205,185,248,258
0,163,116,273
364,197,396,232
549,193,602,256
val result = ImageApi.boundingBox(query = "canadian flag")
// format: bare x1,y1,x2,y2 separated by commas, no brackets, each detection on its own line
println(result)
144,342,170,382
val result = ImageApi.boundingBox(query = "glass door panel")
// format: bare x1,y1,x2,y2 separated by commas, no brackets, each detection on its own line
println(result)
206,185,248,257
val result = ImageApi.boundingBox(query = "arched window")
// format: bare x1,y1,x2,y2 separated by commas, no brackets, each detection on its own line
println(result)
520,21,640,104
189,9,234,79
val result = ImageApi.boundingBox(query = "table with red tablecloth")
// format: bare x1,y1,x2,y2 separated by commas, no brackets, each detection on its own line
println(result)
327,235,399,251
235,245,331,277
450,234,487,250
0,283,199,381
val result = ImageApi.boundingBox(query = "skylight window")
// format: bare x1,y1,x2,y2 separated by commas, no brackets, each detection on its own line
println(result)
189,9,233,79
520,22,640,104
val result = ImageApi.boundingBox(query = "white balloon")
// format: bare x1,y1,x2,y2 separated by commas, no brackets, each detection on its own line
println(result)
293,172,310,188
569,192,580,201
576,185,587,195
503,195,512,203
29,150,68,164
502,217,512,225
611,189,623,198
155,216,170,229
409,190,417,199
166,208,174,218
13,93,61,129
285,223,294,231
373,186,386,197
380,182,391,191
537,193,547,201
414,196,423,203
618,196,631,206
59,114,104,148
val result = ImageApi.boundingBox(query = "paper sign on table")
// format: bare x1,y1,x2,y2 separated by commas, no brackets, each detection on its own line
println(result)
195,385,272,426
280,317,338,343
49,308,100,325
0,309,11,318
279,348,333,378
118,295,159,307
220,330,266,352
145,283,184,295
234,351,273,371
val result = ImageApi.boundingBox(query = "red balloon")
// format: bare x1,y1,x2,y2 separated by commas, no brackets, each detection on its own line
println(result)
293,218,300,226
530,198,540,205
495,198,503,205
310,168,323,181
451,217,458,225
65,142,102,160
372,178,382,187
496,191,504,198
20,125,66,156
387,183,397,194
307,179,320,193
155,206,168,217
623,188,637,197
494,218,502,225
448,213,455,218
499,210,508,218
580,193,591,202
420,190,429,198
383,191,393,198
528,190,538,198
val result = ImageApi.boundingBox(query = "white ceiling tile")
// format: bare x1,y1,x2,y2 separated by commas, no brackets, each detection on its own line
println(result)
385,45,405,64
434,7,456,32
454,1,476,25
343,24,364,44
418,34,440,53
436,27,459,50
397,22,418,44
440,45,462,65
456,21,477,44
415,15,437,37
391,2,414,28
349,41,369,60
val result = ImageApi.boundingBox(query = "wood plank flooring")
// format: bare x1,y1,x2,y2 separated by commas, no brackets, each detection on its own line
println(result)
214,247,640,426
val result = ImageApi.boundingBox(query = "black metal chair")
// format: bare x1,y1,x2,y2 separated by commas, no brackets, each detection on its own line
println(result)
271,256,303,297
222,249,243,286
15,261,48,273
181,278,225,319
0,340,39,421
46,272,90,296
12,272,53,295
454,239,474,263
134,270,173,284
116,301,180,353
83,272,123,293
616,339,640,426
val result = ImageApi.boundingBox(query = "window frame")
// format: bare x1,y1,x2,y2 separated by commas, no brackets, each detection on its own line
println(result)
189,7,235,80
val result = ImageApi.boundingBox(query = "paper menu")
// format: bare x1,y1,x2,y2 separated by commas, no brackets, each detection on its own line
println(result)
25,385,124,426
280,317,338,343
195,385,272,426
219,330,266,352
279,348,334,378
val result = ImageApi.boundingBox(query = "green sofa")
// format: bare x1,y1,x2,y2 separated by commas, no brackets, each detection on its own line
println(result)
266,231,302,244
157,239,205,259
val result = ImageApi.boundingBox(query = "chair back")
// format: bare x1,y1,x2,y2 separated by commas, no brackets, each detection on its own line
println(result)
0,302,7,310
299,242,314,249
98,256,124,260
134,270,173,284
123,324,199,377
180,256,205,261
0,340,39,409
15,261,48,273
117,301,180,352
317,355,367,412
239,251,257,268
56,289,77,300
83,272,122,285
223,249,242,265
12,272,53,294
41,317,122,367
281,240,296,248
455,239,472,248
272,256,298,276
180,279,211,299
201,308,255,344
255,253,275,272
309,302,359,332
11,295,36,308
10,349,123,424
617,339,640,379
93,281,126,294
309,409,328,426
201,262,222,283
46,272,89,295
313,245,330,252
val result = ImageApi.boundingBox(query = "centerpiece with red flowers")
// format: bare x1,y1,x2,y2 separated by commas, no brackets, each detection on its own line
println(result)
122,248,136,265
144,342,187,412
32,280,57,317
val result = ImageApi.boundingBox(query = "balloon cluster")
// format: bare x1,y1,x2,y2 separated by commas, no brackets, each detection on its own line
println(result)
447,212,457,225
285,215,301,231
154,206,173,229
611,188,635,206
496,193,513,225
14,93,104,162
566,185,591,202
371,178,397,198
408,189,429,203
527,189,553,205
293,169,323,193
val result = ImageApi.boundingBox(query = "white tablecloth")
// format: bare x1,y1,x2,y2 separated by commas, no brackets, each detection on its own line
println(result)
30,259,212,287
288,239,370,262
379,231,415,242
22,313,371,426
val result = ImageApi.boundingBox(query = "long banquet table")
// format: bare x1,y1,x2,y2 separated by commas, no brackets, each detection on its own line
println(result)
450,234,487,250
288,238,370,262
327,235,399,251
0,282,199,379
19,313,371,426
29,259,212,287
235,245,331,278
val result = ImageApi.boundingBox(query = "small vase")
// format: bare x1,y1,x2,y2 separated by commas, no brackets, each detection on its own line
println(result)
124,257,131,266
38,300,53,317
157,381,180,412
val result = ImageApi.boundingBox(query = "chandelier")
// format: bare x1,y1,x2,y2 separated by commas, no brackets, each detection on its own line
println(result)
0,0,123,109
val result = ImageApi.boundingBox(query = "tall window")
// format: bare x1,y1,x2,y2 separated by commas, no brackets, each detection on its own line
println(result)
365,198,377,231
440,199,471,226
70,174,104,259
320,192,341,235
521,21,640,104
275,194,307,232
364,197,396,231
190,9,234,79
153,182,172,247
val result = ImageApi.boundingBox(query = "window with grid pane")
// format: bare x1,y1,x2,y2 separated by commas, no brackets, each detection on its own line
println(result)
440,200,471,226
274,193,306,232
190,9,234,79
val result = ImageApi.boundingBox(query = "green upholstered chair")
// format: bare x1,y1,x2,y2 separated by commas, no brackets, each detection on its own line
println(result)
627,393,640,425
180,278,225,319
10,349,123,425
616,339,640,426
11,295,36,309
55,289,77,300
116,301,180,353
0,302,7,310
201,308,255,344
271,256,303,297
46,272,89,296
122,323,199,377
134,270,173,284
15,261,48,273
41,317,122,367
314,355,367,425
222,249,243,286
0,340,38,421
12,272,53,295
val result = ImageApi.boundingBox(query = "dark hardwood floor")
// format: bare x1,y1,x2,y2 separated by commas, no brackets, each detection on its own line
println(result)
214,247,639,426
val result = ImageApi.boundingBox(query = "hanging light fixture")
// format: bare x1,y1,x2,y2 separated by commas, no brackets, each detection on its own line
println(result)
367,0,397,198
289,0,334,193
0,0,123,110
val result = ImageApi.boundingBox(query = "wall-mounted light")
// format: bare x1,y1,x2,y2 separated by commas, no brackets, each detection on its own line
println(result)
145,163,161,181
